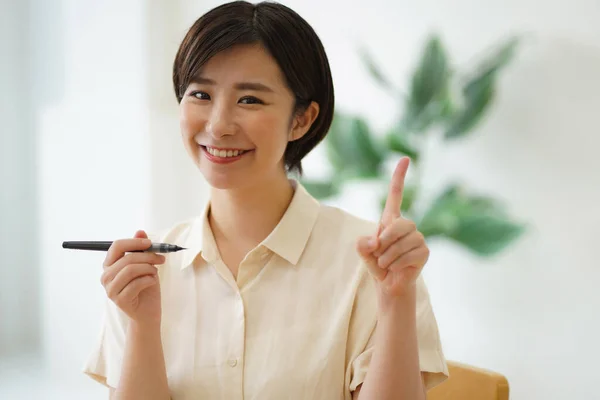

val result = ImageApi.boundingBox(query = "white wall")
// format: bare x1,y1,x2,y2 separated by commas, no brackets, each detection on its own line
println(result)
2,0,598,399
28,0,207,398
34,0,153,396
0,0,41,358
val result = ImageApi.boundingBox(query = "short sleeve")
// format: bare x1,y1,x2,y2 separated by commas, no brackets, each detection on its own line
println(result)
82,230,167,388
414,274,449,389
82,297,130,389
348,274,449,392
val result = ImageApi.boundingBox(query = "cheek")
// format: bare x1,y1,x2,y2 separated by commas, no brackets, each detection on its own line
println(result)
179,103,204,137
250,113,291,152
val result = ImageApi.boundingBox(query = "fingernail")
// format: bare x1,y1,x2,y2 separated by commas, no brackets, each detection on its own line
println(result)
143,238,151,246
368,238,377,249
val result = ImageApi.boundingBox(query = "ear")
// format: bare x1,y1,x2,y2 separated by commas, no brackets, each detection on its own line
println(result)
288,101,320,142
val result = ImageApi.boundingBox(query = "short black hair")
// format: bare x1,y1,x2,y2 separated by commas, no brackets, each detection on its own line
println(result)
172,1,335,175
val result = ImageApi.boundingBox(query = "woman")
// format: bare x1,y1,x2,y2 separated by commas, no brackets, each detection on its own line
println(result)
84,1,449,399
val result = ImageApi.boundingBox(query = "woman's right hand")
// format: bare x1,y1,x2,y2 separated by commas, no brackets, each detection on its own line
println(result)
100,230,166,326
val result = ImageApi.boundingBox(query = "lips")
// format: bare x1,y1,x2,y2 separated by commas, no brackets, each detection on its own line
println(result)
204,146,248,158
199,145,253,164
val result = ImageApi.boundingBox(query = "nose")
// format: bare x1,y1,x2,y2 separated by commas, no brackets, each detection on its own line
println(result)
206,103,236,139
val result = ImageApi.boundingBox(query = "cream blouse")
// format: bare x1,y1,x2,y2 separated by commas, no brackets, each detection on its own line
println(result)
83,180,449,399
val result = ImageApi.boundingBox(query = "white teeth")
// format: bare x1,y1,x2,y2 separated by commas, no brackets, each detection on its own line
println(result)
205,147,245,158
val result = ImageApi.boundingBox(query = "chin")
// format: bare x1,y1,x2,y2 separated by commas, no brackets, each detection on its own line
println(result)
205,177,240,190
200,169,253,191
194,148,285,191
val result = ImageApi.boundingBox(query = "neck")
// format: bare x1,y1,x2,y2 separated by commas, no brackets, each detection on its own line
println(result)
208,169,295,249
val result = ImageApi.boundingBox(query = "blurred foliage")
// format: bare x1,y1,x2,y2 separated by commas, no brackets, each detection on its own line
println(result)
301,34,525,257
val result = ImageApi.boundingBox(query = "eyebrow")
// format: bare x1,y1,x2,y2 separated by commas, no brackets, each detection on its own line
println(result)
191,76,275,93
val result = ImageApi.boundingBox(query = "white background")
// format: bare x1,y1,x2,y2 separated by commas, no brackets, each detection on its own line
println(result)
1,0,599,399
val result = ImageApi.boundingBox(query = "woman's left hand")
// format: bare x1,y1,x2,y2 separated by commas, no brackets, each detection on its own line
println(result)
357,157,429,299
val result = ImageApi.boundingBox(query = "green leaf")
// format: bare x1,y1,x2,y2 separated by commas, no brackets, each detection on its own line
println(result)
436,94,456,122
403,35,451,133
324,113,353,173
410,35,449,111
417,183,525,256
300,179,340,199
400,98,449,135
444,72,495,139
384,127,420,162
350,118,386,176
443,36,519,139
324,113,386,179
471,36,520,84
450,214,525,256
418,184,464,237
358,46,396,95
468,195,507,215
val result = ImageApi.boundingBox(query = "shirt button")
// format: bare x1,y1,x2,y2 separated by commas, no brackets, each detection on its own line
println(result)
228,359,238,367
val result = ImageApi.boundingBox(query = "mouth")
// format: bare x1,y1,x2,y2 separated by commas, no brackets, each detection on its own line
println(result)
199,145,253,164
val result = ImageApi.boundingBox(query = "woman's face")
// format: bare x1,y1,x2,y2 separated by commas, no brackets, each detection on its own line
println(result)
179,43,316,190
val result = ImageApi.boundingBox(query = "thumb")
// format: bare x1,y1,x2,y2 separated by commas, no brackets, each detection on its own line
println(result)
356,236,386,281
133,230,148,239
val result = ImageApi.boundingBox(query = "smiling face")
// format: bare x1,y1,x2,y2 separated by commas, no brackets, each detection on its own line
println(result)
179,43,318,190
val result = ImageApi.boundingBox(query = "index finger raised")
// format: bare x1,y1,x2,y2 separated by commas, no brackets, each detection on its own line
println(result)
382,157,410,222
103,238,152,268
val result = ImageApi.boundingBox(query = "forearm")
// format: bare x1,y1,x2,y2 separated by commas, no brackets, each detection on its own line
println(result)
114,322,170,400
358,287,425,400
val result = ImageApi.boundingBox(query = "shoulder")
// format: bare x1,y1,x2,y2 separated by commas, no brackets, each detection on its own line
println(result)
304,203,378,282
146,215,205,272
315,203,378,240
147,215,202,244
311,203,378,256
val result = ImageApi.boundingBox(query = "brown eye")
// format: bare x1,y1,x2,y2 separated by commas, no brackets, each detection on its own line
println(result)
239,96,263,105
191,91,210,100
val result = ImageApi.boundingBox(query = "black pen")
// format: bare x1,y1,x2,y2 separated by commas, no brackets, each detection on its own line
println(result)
62,241,186,253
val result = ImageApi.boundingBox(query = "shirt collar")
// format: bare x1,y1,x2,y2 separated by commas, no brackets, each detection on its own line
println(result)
179,179,320,269
261,180,320,265
179,203,209,269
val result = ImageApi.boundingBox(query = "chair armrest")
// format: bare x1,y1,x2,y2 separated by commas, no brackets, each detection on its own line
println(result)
427,361,509,400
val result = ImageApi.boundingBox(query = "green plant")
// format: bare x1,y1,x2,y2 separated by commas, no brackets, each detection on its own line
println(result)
301,34,525,257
